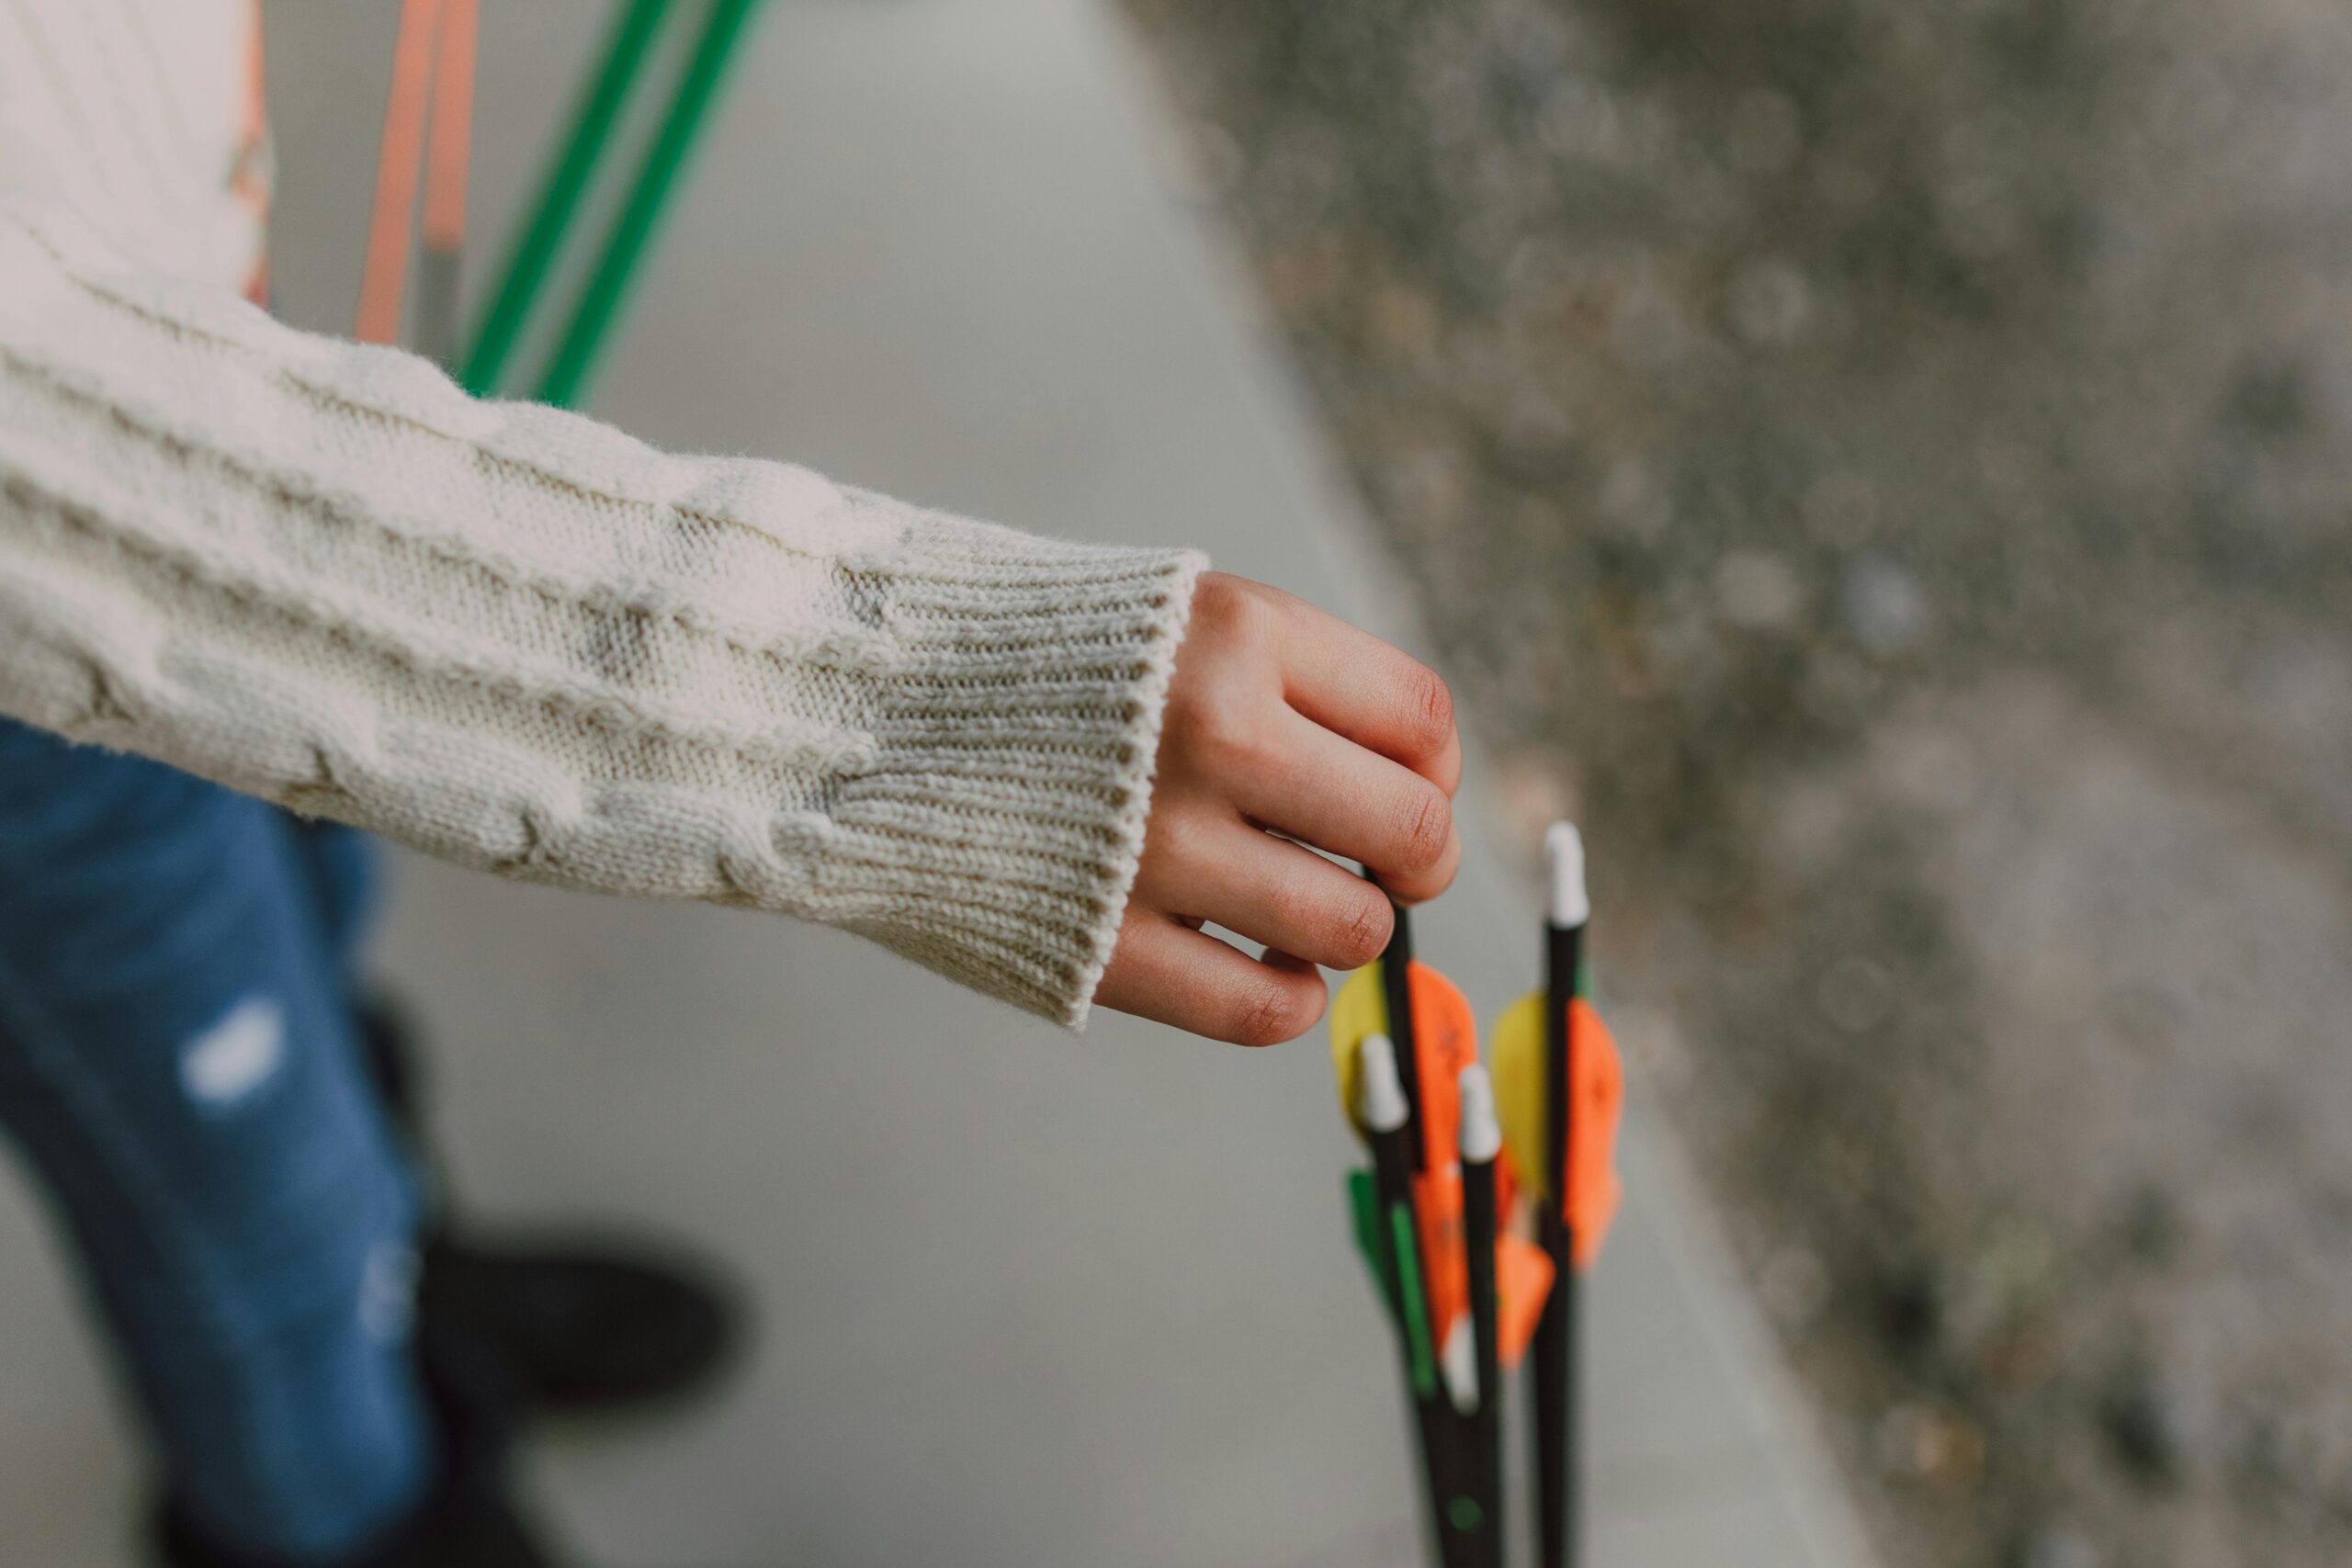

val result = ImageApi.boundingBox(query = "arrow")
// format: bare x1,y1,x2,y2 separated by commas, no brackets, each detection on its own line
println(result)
1483,823,1625,1568
1345,1029,1453,1559
1332,897,1488,1568
1457,1064,1505,1568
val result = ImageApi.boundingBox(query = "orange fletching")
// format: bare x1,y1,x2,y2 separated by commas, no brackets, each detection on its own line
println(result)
1496,1232,1555,1367
1405,960,1477,1176
1412,1167,1466,1356
1564,998,1624,1268
1401,960,1479,1351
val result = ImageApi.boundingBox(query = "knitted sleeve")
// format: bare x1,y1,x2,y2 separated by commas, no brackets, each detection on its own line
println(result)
0,193,1204,1026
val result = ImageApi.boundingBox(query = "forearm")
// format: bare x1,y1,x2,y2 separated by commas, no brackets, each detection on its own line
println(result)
0,192,1203,1024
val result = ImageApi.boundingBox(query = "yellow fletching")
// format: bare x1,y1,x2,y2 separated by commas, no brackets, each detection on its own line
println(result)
1328,964,1388,1138
1488,991,1549,1196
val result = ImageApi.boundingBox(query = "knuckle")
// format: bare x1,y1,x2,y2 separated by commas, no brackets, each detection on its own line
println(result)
1396,784,1453,874
1227,976,1313,1046
1425,837,1461,897
1141,795,1206,869
1197,703,1273,775
1399,665,1454,754
1161,687,1252,773
1159,694,1211,761
1261,874,1316,937
1193,572,1282,649
1329,889,1393,968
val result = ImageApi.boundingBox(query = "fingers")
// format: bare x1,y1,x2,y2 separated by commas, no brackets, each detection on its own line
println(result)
1134,811,1396,971
1144,572,1465,1034
1423,718,1465,798
1229,710,1462,904
1094,911,1330,1046
1271,587,1462,794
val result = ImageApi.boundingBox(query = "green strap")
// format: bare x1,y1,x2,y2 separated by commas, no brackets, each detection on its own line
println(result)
461,0,668,396
537,0,764,409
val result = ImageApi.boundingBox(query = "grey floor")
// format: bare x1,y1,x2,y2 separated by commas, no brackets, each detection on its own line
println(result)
0,3,1874,1564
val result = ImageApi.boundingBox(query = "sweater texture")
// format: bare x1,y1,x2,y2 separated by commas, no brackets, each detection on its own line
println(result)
0,11,1203,1026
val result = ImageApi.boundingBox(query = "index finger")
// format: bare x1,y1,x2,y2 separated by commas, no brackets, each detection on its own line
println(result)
1274,592,1463,793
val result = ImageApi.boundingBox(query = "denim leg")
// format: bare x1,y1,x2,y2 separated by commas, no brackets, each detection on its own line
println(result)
0,719,433,1562
288,819,381,994
280,819,441,1201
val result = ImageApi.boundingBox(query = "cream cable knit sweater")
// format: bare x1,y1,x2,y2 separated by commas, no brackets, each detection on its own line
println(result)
0,81,1203,1027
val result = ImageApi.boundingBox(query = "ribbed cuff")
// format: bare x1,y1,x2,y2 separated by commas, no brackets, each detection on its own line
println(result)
808,500,1206,1026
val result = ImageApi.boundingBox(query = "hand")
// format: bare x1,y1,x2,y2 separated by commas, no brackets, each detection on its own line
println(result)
1096,572,1463,1044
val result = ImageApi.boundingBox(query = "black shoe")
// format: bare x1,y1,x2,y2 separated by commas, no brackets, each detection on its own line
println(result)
357,997,741,1416
154,1328,560,1568
420,1235,733,1413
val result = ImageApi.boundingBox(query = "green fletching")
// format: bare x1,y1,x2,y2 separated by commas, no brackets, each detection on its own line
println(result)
1347,1169,1399,1324
1391,1202,1437,1397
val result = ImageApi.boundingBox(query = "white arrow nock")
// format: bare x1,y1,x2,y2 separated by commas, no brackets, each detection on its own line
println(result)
1546,820,1589,928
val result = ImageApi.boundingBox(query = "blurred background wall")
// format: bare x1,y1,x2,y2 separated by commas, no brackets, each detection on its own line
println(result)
0,2,1871,1565
1120,1,2352,1564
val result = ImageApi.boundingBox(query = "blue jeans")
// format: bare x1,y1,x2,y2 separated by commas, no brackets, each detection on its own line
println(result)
0,718,433,1561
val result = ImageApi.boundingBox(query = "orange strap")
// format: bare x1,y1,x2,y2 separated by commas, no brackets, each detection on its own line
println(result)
356,0,442,344
356,0,478,344
423,0,478,252
237,0,272,304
